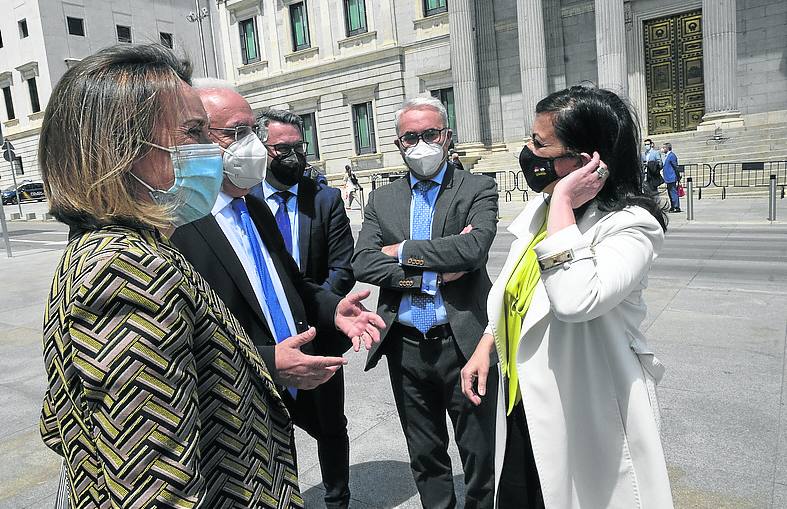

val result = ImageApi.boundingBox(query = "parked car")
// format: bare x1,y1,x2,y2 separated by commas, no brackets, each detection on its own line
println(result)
2,180,46,205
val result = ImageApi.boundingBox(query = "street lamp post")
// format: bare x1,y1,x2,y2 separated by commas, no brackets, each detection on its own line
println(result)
186,1,210,77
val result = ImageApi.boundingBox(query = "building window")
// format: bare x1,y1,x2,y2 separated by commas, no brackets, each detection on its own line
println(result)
351,102,376,155
116,25,132,43
289,2,310,51
18,19,29,38
13,156,23,175
424,0,448,17
67,17,85,36
239,18,260,65
301,112,320,161
27,78,40,113
344,0,367,37
160,32,173,49
0,30,4,48
2,86,13,120
431,87,457,139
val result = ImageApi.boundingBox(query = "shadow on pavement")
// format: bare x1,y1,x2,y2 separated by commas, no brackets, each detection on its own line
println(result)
302,460,468,508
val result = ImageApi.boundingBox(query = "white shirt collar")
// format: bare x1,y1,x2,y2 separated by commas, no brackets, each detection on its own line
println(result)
212,190,235,217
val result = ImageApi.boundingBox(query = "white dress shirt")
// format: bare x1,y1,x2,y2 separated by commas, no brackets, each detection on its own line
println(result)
212,191,297,339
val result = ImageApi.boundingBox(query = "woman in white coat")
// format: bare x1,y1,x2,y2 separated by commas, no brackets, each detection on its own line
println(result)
461,86,673,509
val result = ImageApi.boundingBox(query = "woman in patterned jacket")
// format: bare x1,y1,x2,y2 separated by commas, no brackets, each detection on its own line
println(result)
38,44,362,508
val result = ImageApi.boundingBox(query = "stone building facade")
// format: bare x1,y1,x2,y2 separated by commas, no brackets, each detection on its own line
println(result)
217,0,787,175
0,0,222,189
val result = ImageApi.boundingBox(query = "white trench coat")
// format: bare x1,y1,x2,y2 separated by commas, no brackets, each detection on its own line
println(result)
487,196,674,509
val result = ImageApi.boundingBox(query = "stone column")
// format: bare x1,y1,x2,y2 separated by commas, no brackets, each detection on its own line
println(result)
699,0,742,129
475,0,504,144
544,0,566,92
449,0,483,146
517,0,548,136
594,0,628,95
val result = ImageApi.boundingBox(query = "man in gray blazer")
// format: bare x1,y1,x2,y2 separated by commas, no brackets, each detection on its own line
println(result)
353,97,499,509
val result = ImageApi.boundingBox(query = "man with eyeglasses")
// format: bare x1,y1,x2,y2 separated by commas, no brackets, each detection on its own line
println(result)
171,86,383,509
250,107,357,509
353,96,499,509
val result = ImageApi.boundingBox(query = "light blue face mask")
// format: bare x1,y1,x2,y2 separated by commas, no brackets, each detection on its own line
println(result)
131,142,224,227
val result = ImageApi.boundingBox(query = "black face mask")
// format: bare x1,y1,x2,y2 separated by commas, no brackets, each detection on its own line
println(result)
267,152,306,189
518,145,579,193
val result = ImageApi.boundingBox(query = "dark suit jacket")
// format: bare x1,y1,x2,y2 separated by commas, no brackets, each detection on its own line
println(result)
352,163,499,370
171,193,341,383
294,177,356,355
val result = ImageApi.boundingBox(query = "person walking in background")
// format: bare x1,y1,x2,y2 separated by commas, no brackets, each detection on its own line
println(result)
461,85,673,509
450,151,465,171
251,107,357,509
662,142,681,212
353,96,499,509
342,164,363,210
38,45,304,508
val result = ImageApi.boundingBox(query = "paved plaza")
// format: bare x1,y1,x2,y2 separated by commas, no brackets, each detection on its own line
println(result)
1,194,785,508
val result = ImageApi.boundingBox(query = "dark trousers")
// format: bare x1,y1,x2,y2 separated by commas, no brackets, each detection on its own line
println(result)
385,324,497,509
288,367,350,509
666,181,680,210
498,402,544,509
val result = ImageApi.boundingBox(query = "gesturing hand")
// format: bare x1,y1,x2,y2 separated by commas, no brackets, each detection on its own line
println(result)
334,289,387,352
275,327,348,389
552,151,607,209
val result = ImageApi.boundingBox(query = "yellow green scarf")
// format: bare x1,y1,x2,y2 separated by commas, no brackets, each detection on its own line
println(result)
502,218,548,415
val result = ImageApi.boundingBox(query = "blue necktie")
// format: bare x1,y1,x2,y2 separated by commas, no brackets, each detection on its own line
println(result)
411,180,438,334
230,197,296,397
274,191,293,256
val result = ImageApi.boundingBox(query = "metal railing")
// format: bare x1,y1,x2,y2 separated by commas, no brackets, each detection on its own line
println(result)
711,161,787,199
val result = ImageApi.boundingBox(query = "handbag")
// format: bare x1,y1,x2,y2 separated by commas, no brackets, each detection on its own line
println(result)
677,183,685,197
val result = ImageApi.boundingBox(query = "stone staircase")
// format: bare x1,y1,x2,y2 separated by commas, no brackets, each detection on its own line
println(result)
647,121,787,166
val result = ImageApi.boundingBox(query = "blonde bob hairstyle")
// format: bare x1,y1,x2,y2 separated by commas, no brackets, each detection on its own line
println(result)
39,44,192,230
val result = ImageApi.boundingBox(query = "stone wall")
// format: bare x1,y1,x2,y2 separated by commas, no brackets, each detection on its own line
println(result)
736,0,787,116
561,0,598,88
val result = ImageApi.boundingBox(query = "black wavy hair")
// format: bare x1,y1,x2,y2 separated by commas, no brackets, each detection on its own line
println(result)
535,85,668,231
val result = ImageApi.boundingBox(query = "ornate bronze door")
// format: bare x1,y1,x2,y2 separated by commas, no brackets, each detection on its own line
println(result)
644,10,704,134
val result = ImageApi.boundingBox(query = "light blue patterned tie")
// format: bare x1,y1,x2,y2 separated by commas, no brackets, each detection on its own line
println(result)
411,180,437,334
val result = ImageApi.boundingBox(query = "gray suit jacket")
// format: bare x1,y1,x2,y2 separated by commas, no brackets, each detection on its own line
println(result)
352,163,499,370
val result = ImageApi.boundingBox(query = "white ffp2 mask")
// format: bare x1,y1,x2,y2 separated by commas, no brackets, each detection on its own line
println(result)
222,132,268,189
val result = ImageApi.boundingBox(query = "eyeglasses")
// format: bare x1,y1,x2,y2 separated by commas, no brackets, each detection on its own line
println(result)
398,128,448,149
208,124,260,142
264,142,309,156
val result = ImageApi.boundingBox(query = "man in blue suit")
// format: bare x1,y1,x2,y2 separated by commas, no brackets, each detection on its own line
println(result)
661,142,681,212
251,108,356,509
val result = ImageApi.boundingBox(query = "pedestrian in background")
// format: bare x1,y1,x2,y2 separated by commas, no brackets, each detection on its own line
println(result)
342,164,363,210
38,44,303,508
662,142,681,212
461,85,673,509
642,138,664,195
451,151,465,171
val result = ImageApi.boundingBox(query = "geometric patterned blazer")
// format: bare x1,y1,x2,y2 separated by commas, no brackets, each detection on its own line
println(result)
39,224,303,509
